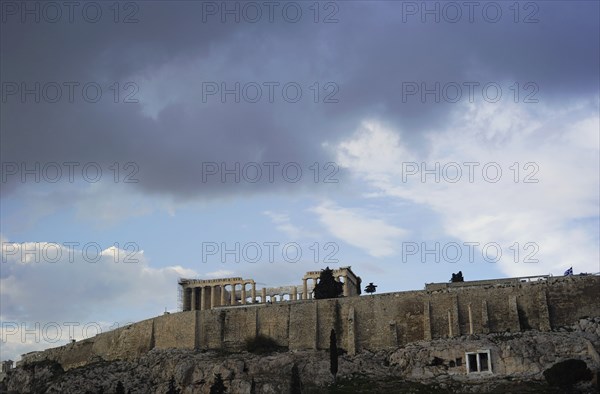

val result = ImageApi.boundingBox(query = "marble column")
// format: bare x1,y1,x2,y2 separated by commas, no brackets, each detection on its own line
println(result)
241,283,246,304
302,279,308,300
210,285,216,309
201,286,206,310
184,288,191,311
191,287,197,311
230,283,236,305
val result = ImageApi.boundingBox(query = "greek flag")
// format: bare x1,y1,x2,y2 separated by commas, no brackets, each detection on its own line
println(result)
564,267,573,276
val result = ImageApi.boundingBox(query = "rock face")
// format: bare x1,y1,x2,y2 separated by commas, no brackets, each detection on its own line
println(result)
2,321,600,393
389,330,598,379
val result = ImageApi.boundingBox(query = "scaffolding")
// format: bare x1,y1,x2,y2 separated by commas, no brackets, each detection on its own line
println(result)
177,278,184,311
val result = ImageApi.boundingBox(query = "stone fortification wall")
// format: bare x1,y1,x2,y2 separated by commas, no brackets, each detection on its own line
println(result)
20,276,599,371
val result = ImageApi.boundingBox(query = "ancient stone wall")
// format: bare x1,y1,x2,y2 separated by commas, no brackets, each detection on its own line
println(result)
20,276,600,371
289,301,318,350
546,276,600,327
153,311,196,350
223,307,258,349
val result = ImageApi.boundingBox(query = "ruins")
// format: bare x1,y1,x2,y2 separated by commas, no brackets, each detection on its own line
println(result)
178,266,361,310
15,270,600,375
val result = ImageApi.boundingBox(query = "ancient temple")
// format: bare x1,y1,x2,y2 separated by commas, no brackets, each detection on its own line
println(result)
179,266,361,311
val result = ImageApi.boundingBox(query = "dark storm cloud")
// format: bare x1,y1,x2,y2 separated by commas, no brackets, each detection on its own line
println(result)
1,1,598,198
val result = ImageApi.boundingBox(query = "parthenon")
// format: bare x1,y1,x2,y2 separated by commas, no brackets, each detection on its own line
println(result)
179,266,361,311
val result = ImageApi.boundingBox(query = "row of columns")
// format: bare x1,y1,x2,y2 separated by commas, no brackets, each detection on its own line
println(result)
264,285,306,301
186,282,324,310
302,278,317,300
184,271,357,311
186,282,317,310
187,281,257,310
250,287,309,303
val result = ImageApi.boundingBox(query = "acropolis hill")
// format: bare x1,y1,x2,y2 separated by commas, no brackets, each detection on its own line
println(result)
17,268,600,376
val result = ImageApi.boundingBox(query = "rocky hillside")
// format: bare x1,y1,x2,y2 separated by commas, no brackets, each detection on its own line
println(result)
2,319,599,393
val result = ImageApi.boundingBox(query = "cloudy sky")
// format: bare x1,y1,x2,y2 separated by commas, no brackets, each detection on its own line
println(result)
1,1,598,361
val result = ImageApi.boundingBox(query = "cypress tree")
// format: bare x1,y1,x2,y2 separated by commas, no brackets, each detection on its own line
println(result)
291,363,302,394
330,329,338,384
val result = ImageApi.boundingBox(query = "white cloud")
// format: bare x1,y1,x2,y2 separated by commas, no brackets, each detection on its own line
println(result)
334,101,599,277
310,201,408,258
0,236,196,360
263,210,318,239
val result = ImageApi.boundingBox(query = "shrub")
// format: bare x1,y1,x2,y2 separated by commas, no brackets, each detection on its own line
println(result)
210,373,227,394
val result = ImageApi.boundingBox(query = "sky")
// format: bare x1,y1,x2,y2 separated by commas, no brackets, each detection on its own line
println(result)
1,0,599,361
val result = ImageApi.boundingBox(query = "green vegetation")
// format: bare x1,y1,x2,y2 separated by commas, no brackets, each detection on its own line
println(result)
209,373,227,394
303,375,578,394
166,375,180,394
450,271,464,282
329,329,338,383
306,375,454,393
364,283,377,295
314,267,343,299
